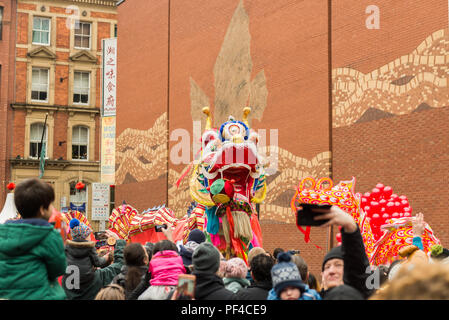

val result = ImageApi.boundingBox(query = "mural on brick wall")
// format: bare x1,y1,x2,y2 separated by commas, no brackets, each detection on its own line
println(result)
333,29,449,128
115,0,331,219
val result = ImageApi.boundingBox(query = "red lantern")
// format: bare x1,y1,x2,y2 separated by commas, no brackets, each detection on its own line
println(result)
109,185,115,188
379,199,387,206
400,200,408,208
403,212,411,217
392,212,400,218
382,213,390,220
364,206,371,214
370,201,379,210
361,197,368,206
399,195,408,201
376,183,385,191
7,182,15,190
383,186,393,198
335,233,342,243
371,188,381,200
75,182,85,190
394,201,402,212
372,213,381,225
364,192,371,199
390,194,398,200
403,206,412,214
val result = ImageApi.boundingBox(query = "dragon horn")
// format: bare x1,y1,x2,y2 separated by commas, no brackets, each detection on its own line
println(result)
242,107,251,127
202,106,212,130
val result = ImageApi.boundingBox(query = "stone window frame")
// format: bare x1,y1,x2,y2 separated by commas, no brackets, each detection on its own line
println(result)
67,113,96,162
24,110,54,160
71,125,90,161
32,16,51,46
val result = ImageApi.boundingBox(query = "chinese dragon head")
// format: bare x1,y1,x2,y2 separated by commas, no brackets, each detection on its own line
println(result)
189,107,267,263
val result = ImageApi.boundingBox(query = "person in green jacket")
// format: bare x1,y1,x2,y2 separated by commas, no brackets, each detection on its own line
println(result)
0,178,67,300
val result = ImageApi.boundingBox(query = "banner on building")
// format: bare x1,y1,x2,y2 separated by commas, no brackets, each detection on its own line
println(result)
91,183,110,221
101,116,116,184
102,38,117,117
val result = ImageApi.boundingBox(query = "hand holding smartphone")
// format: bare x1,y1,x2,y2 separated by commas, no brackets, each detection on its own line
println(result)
176,274,196,299
296,203,332,226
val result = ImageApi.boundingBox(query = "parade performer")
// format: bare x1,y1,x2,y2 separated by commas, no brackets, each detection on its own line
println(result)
187,107,267,263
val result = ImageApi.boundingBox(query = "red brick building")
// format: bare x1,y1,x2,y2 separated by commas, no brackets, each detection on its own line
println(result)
9,0,117,231
115,0,449,276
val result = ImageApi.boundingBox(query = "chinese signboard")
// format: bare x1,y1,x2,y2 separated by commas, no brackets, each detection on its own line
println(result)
101,116,115,184
102,38,117,117
91,183,110,221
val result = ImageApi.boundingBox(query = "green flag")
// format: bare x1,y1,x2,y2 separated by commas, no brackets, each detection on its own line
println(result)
38,142,46,178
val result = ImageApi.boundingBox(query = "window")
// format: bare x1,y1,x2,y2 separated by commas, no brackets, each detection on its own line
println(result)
0,7,4,41
74,22,91,49
31,68,49,102
32,17,51,45
72,126,88,160
29,123,48,159
73,71,90,104
69,181,87,213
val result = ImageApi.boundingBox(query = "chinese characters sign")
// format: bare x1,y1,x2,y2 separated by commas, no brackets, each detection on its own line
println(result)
102,38,117,117
91,183,110,221
101,116,115,184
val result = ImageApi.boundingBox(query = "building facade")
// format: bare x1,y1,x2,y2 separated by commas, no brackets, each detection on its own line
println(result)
11,0,117,230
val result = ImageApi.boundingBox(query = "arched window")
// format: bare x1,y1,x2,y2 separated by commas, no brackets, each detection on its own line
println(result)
72,126,89,160
29,122,48,158
69,181,87,213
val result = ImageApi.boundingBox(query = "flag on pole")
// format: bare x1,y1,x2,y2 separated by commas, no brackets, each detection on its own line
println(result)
38,114,48,179
38,141,46,178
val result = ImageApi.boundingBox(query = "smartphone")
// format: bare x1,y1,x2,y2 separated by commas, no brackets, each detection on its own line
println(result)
296,203,332,226
155,224,167,232
177,274,196,298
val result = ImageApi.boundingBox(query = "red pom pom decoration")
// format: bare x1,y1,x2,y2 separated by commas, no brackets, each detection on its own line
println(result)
7,182,15,190
109,185,115,188
75,182,85,190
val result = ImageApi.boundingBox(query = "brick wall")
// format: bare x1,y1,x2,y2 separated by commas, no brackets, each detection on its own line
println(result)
16,12,28,45
56,17,70,48
52,112,68,160
54,65,69,105
15,61,27,103
333,106,449,248
12,110,26,157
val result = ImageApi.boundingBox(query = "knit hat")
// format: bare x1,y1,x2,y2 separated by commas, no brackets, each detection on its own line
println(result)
192,242,220,274
430,244,449,260
322,246,343,271
224,257,248,279
188,229,206,244
271,252,306,296
70,218,92,241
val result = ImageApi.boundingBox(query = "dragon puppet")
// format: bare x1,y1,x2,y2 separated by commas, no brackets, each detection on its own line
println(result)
187,107,267,263
106,107,266,264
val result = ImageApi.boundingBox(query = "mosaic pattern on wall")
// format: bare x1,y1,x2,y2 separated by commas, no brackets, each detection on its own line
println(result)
115,112,167,184
333,29,449,128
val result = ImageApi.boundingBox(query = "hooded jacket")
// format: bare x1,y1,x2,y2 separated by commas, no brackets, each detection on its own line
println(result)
0,219,67,300
62,238,127,300
192,271,238,300
149,250,186,286
62,240,109,295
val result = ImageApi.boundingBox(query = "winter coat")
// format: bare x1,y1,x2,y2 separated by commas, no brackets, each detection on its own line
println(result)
112,265,148,299
223,277,250,293
193,271,239,300
62,239,127,300
62,240,109,291
149,250,186,286
235,281,272,300
0,219,67,300
267,285,321,300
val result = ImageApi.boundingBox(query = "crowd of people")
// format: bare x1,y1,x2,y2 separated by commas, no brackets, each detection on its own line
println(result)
1,178,449,300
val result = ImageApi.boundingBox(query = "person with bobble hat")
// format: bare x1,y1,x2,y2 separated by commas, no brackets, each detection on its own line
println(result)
62,218,112,299
222,257,251,293
267,252,321,300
